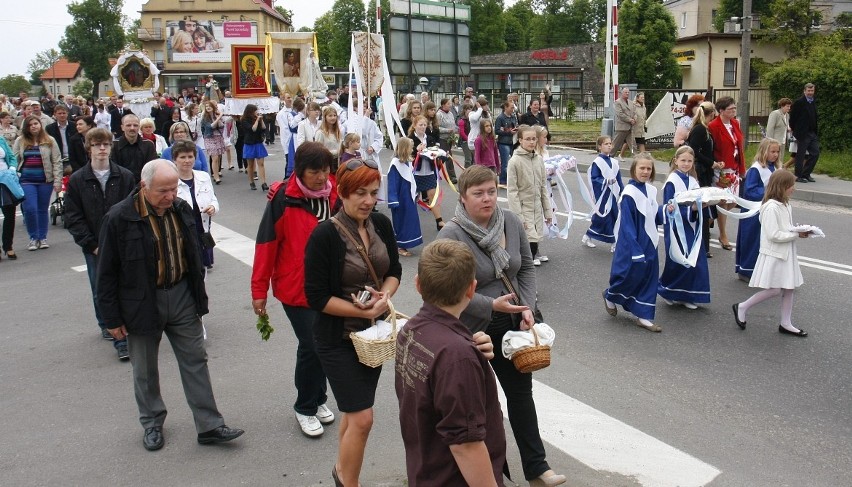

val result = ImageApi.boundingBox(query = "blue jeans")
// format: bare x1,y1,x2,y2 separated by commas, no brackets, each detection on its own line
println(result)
283,304,328,416
85,252,125,349
21,183,53,240
498,143,512,184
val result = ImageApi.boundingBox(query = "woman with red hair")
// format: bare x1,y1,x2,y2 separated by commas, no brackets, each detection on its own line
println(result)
674,94,705,147
304,158,402,487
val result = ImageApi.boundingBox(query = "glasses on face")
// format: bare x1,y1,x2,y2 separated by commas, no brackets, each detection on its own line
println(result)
344,158,379,171
91,142,111,148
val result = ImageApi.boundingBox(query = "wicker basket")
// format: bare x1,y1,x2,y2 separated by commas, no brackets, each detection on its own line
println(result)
351,300,406,368
510,326,551,373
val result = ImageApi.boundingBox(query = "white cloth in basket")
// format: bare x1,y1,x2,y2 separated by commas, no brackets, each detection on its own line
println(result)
352,318,409,340
791,224,826,238
674,187,737,206
501,323,556,359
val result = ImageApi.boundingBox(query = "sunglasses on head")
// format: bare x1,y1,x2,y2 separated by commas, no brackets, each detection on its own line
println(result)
344,158,379,171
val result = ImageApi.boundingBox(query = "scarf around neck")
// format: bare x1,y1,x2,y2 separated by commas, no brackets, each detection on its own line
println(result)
454,203,509,278
295,176,332,199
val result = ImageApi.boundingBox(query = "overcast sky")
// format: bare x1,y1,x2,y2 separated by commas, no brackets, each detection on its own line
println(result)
0,0,333,80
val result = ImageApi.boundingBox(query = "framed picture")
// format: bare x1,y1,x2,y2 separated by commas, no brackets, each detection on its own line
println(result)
231,45,269,98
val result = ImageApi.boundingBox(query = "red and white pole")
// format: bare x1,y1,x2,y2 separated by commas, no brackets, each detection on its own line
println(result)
612,0,619,101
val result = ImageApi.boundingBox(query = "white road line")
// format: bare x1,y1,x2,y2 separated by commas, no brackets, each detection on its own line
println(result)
213,221,722,486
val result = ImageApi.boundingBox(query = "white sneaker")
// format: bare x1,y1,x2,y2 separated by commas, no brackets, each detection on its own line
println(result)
28,239,38,251
538,255,549,262
38,239,49,249
581,234,597,248
682,302,698,310
316,404,335,424
610,244,615,253
662,298,674,306
295,413,324,437
533,258,541,266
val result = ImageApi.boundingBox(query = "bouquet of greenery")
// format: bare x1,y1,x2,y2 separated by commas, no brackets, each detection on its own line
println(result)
256,313,274,341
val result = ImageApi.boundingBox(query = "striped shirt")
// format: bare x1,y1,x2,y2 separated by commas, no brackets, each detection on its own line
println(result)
19,145,46,183
135,192,188,287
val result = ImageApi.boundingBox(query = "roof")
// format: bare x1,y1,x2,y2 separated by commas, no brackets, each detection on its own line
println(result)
252,0,290,24
40,58,82,80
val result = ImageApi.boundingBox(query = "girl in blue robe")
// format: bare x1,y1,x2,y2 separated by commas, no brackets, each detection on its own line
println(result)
735,138,780,279
604,154,664,332
583,136,624,247
658,146,711,308
387,137,423,256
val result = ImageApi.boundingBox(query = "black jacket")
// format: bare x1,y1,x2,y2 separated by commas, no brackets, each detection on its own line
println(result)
113,136,157,182
67,133,88,173
108,106,129,136
789,95,818,140
304,212,402,345
241,118,265,145
65,161,136,254
686,124,715,187
152,105,174,137
45,121,75,158
97,191,209,335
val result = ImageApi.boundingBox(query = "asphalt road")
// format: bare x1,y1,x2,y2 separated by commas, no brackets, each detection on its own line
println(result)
1,143,850,487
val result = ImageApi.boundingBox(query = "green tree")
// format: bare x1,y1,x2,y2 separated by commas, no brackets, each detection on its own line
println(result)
296,26,313,33
59,0,125,99
618,0,681,96
27,49,61,77
504,0,535,50
274,6,294,24
72,78,95,97
713,0,773,33
529,0,594,48
329,0,368,67
758,0,824,57
465,0,507,55
313,12,335,67
0,75,32,96
29,69,46,86
125,18,142,50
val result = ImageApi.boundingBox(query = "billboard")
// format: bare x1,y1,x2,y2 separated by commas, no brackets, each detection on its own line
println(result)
167,19,258,63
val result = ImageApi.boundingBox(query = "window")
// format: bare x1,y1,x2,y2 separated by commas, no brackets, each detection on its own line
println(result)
681,12,687,29
154,50,164,62
723,58,737,86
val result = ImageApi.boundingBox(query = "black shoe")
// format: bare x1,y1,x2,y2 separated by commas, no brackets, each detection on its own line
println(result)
143,426,164,451
806,176,816,183
779,325,808,337
197,425,245,444
261,183,269,191
250,183,257,190
732,304,746,330
101,329,114,341
117,343,130,361
796,177,808,183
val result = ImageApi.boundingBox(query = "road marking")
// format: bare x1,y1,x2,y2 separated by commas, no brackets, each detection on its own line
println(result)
213,221,722,486
71,265,88,273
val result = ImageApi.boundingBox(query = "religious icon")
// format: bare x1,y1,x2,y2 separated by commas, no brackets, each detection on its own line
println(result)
231,45,269,97
282,48,300,78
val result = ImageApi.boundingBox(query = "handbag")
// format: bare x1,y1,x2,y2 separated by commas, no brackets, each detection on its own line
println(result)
330,216,381,289
498,272,545,327
200,216,215,249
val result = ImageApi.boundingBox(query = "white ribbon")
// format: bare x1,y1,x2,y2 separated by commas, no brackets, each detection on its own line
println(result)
674,187,761,220
579,156,621,218
666,193,703,268
544,155,578,238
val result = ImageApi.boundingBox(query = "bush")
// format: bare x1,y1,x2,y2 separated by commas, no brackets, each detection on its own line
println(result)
565,99,577,121
764,41,852,151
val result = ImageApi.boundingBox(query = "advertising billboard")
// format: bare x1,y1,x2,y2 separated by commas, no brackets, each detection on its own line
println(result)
167,19,258,63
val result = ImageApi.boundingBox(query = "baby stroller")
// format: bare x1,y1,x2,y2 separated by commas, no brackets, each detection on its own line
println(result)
50,175,70,226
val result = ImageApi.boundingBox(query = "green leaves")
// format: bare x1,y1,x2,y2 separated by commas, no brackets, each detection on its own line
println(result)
59,0,125,98
256,314,275,341
618,0,680,91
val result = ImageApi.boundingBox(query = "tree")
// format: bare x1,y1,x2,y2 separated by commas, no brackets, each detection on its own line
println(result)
313,12,335,67
72,78,95,97
29,69,46,86
504,0,535,50
0,75,32,97
274,6,294,24
27,49,61,77
529,0,594,48
618,0,681,96
328,0,368,67
296,26,313,33
125,18,142,50
465,0,507,55
759,0,824,57
59,0,125,99
713,0,773,33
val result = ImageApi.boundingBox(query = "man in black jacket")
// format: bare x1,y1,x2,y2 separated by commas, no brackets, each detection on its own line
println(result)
45,105,75,165
789,82,819,183
112,113,157,182
97,159,244,451
64,128,136,360
108,97,128,138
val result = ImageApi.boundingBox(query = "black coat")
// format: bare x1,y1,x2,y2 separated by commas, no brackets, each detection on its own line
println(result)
97,191,209,335
64,161,136,254
108,106,128,136
112,136,157,182
67,133,88,173
789,95,818,140
45,121,75,158
686,123,715,187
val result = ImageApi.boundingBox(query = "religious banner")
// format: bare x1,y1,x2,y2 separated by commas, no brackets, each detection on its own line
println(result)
266,32,317,97
110,51,160,117
348,32,403,149
231,45,270,98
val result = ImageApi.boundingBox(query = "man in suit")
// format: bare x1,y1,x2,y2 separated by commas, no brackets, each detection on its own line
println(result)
97,159,245,451
45,105,75,165
611,87,636,157
789,83,819,183
66,95,83,121
109,97,127,139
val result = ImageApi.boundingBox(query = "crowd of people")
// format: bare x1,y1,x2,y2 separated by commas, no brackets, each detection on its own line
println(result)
0,82,821,485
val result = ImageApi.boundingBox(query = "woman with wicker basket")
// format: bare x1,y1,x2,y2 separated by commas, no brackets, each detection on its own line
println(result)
438,164,567,486
304,158,402,487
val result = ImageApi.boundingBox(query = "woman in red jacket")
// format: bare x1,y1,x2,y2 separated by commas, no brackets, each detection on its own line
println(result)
251,142,338,438
707,96,745,250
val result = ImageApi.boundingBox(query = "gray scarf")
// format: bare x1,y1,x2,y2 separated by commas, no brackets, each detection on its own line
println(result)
454,203,509,278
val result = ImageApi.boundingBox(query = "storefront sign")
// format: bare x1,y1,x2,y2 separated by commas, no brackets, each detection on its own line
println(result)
673,49,696,62
167,19,258,63
530,49,568,61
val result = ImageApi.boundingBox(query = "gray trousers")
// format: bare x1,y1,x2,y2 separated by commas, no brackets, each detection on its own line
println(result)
611,129,634,156
127,279,224,433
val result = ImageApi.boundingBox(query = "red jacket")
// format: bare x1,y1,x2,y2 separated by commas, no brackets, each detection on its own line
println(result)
707,116,745,176
251,176,338,307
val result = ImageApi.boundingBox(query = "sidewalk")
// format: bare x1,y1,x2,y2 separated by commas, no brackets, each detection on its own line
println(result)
549,145,852,208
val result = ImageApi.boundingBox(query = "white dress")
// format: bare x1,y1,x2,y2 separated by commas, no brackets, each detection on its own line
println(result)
750,199,803,290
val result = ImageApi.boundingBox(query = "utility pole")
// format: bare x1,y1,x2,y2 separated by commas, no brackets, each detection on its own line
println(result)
737,0,752,148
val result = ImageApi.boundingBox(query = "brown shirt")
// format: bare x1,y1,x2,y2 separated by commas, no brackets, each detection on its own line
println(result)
136,192,187,287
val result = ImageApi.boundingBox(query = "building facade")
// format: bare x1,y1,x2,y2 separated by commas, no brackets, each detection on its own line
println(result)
39,58,112,98
137,0,290,95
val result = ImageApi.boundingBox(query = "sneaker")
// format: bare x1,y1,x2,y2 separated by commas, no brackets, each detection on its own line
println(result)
117,343,130,361
581,234,597,248
27,239,38,251
101,329,115,340
295,413,324,437
533,258,541,266
38,239,49,249
316,404,335,425
662,298,674,306
254,174,259,180
538,255,549,262
682,302,698,310
250,182,257,190
610,244,616,253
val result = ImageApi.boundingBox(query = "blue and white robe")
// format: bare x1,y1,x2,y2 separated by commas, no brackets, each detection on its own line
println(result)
387,157,423,249
586,154,624,243
736,161,775,278
605,180,663,320
657,171,711,304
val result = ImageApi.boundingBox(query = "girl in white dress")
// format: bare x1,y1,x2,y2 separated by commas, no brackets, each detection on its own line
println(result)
733,170,810,337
